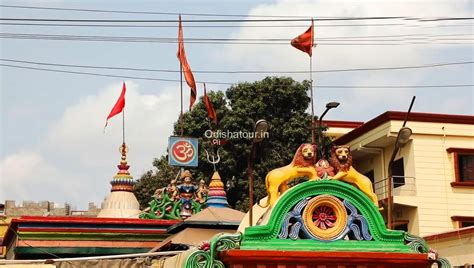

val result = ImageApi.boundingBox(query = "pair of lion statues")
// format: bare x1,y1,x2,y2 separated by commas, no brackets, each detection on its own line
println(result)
260,143,381,210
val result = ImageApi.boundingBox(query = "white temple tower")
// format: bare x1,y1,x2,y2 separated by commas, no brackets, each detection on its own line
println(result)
98,143,141,218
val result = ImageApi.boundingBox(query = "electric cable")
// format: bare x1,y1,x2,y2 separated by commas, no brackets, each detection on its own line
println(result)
0,17,473,23
1,58,472,74
1,63,472,89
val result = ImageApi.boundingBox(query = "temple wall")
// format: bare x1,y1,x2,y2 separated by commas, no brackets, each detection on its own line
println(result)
3,200,100,217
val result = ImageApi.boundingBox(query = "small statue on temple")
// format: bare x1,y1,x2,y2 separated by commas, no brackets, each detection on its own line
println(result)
315,159,335,179
140,170,208,220
196,179,209,204
167,179,179,201
178,170,198,218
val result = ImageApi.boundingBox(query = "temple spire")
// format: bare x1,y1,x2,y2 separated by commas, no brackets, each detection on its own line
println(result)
98,143,141,218
206,171,229,208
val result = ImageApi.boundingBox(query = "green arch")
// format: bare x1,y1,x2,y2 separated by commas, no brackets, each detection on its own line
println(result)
241,180,411,252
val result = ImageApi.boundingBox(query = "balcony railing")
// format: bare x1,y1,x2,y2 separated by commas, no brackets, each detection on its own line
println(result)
373,176,417,200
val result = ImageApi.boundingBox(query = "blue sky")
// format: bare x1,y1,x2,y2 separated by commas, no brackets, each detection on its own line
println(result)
1,0,473,209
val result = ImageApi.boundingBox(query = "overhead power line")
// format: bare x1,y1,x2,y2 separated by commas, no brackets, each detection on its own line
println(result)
1,63,473,89
0,4,379,18
1,58,472,74
1,33,472,45
2,32,473,41
1,4,473,22
0,22,406,28
2,22,473,28
0,17,473,23
0,17,402,22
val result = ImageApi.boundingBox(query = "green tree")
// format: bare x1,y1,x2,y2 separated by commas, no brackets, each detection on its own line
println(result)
135,77,332,211
134,91,230,209
134,156,180,208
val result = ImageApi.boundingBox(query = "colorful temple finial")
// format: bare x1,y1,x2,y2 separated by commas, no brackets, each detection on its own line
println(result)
206,171,229,208
98,142,141,218
110,143,134,192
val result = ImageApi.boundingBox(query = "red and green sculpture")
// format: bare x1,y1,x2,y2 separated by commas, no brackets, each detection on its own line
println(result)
140,170,207,220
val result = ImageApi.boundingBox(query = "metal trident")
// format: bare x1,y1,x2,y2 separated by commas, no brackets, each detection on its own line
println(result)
205,148,221,171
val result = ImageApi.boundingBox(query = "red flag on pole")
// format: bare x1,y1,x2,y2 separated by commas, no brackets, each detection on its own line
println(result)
105,82,126,129
203,83,217,124
291,19,314,56
177,15,197,110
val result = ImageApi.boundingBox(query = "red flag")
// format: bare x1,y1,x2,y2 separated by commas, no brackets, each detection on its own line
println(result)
203,83,217,124
177,15,197,110
105,82,126,128
291,19,314,56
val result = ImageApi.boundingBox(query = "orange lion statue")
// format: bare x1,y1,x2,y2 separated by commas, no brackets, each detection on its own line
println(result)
330,145,382,210
260,143,319,208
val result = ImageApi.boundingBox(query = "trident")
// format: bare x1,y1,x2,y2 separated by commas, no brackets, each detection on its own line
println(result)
205,148,221,171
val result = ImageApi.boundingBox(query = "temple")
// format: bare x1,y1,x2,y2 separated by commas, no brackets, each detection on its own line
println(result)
162,141,453,268
2,111,471,267
98,142,141,218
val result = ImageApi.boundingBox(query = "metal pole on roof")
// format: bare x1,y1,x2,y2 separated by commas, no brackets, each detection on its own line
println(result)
387,96,415,229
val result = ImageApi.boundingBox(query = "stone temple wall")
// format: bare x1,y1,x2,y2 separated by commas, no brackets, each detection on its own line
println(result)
3,200,100,217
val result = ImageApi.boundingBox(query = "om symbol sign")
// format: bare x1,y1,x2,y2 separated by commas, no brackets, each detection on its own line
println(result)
172,141,195,163
168,137,199,167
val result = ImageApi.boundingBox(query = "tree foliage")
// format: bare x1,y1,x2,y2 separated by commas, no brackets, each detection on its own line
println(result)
134,77,332,211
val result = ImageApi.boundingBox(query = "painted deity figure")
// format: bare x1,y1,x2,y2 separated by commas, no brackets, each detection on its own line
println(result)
315,159,335,179
195,179,209,204
177,170,198,218
167,179,179,201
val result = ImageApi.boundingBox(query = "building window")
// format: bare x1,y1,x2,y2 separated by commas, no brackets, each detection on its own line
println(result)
459,155,474,182
393,221,409,232
447,148,474,187
461,222,474,228
392,158,405,188
451,216,474,228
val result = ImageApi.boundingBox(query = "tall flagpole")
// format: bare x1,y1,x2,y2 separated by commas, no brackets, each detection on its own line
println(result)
122,107,125,144
310,55,315,144
122,81,125,144
180,62,184,137
310,18,315,144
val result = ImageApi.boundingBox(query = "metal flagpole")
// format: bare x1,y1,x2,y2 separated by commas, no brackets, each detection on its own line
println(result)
180,62,184,137
310,55,315,144
122,107,125,144
309,18,315,145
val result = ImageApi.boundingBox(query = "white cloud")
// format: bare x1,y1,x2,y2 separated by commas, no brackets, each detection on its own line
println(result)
0,151,64,202
0,82,180,208
217,0,473,118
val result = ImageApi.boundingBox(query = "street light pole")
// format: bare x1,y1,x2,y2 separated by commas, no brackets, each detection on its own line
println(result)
318,102,340,158
386,96,415,229
248,120,268,227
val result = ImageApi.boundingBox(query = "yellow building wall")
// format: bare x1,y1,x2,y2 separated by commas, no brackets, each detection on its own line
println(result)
343,120,474,237
412,127,474,236
427,233,474,267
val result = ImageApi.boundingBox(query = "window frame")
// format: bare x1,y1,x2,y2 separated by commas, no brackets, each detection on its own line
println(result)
451,216,474,228
392,220,409,232
447,148,474,187
391,157,405,188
